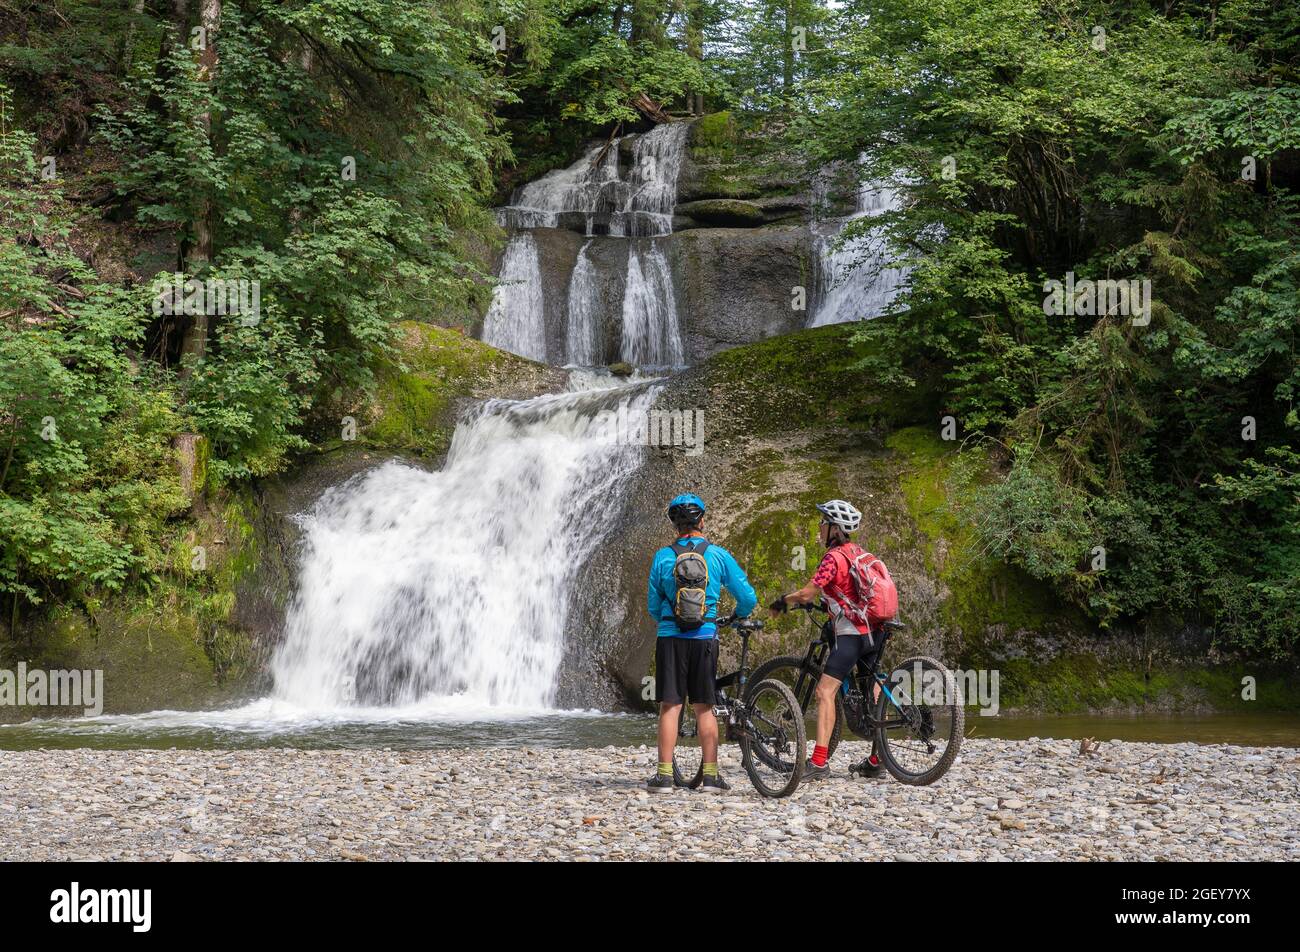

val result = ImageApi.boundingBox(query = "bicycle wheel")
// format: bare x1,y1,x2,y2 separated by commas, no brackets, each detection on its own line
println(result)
873,655,964,785
739,679,806,798
671,702,703,788
748,655,843,759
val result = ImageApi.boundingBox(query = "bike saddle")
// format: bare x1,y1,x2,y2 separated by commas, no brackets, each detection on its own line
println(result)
883,620,906,631
734,618,764,631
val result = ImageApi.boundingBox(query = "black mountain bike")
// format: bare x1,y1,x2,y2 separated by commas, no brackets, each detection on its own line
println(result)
672,615,806,798
749,604,963,785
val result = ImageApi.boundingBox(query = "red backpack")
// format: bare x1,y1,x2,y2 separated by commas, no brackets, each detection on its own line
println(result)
829,543,898,628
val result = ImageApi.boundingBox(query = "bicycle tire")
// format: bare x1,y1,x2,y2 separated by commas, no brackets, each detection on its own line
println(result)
740,678,806,798
874,655,964,786
748,654,843,759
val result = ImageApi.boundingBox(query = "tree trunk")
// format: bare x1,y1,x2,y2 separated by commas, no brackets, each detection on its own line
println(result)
179,0,222,375
686,0,704,115
118,0,148,76
782,1,795,96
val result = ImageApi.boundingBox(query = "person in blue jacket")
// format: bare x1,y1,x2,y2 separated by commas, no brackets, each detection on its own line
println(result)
646,493,757,794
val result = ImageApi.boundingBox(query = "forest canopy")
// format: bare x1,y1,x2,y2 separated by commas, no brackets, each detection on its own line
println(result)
1,1,1297,658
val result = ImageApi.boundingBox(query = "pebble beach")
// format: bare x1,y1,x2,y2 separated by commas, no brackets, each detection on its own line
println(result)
2,738,1296,861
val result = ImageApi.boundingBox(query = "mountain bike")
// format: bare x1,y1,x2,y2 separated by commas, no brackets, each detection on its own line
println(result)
671,614,806,798
748,604,963,785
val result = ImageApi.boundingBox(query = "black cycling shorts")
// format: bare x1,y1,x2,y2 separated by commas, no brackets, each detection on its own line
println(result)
654,636,718,705
823,632,877,681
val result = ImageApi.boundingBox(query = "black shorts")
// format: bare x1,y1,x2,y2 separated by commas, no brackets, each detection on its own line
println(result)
654,636,718,705
824,633,877,681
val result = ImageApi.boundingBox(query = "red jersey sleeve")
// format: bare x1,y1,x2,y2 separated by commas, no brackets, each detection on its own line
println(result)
811,550,839,589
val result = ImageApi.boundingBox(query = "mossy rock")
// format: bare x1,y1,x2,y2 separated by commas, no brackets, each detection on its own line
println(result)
690,111,738,152
368,321,564,458
675,199,766,228
597,321,1291,714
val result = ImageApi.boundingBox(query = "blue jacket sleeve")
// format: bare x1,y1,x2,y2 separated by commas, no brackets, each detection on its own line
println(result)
720,548,758,618
647,550,665,619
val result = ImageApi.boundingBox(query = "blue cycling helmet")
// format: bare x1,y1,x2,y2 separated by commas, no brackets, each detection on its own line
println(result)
667,493,706,527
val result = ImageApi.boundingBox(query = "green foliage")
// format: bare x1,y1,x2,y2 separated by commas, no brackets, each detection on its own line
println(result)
794,0,1300,657
0,91,188,608
0,0,516,617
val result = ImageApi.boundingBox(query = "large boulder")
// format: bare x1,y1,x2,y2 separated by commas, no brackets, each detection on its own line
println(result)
669,225,813,359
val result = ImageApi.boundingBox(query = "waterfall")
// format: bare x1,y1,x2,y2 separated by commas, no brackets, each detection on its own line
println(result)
621,242,685,367
613,123,689,238
564,241,601,366
809,173,909,328
270,373,661,712
481,232,547,361
497,122,688,240
487,122,690,366
269,125,693,717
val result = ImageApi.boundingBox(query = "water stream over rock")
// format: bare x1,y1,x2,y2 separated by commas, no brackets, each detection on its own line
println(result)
809,170,909,327
271,372,661,712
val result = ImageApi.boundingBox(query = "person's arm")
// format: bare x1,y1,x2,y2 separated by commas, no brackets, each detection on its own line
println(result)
768,551,835,616
720,549,758,618
647,552,665,619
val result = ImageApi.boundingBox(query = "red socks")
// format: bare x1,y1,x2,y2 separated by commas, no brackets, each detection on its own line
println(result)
811,744,829,767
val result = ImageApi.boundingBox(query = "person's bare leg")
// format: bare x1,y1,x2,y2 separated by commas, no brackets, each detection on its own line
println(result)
658,702,682,766
695,703,718,764
814,674,842,750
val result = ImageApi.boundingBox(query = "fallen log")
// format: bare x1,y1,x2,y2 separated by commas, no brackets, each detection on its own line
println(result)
630,91,673,125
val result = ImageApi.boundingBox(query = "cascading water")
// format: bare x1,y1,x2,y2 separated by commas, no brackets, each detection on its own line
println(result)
564,241,601,366
270,373,661,713
621,242,685,367
4,123,690,740
484,122,690,366
809,172,909,328
495,122,688,239
264,125,692,719
481,232,547,362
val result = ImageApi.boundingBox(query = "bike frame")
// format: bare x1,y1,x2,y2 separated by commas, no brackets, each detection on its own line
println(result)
795,618,914,733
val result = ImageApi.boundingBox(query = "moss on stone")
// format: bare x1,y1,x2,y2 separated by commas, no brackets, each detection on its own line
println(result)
667,324,1294,713
676,199,766,227
691,111,737,152
368,321,546,458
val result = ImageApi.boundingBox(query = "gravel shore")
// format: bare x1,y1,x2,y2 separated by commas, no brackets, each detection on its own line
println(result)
2,739,1296,861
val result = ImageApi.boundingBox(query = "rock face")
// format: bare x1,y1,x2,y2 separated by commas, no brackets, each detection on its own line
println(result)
669,225,811,358
479,112,815,366
566,323,1277,714
675,199,767,227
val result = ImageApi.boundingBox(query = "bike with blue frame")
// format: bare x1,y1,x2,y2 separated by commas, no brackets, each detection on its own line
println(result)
748,603,963,785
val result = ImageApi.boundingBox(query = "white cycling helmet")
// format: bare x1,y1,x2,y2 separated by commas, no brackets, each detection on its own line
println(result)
816,499,862,533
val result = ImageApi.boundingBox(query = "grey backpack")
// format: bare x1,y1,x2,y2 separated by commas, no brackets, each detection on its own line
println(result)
670,541,710,631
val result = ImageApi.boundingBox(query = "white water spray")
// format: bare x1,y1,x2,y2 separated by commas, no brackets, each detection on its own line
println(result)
486,123,690,365
270,374,661,712
621,242,685,367
481,232,547,361
809,169,909,327
565,241,602,366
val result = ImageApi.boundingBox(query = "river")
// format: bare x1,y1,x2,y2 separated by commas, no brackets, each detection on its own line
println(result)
2,707,1296,752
